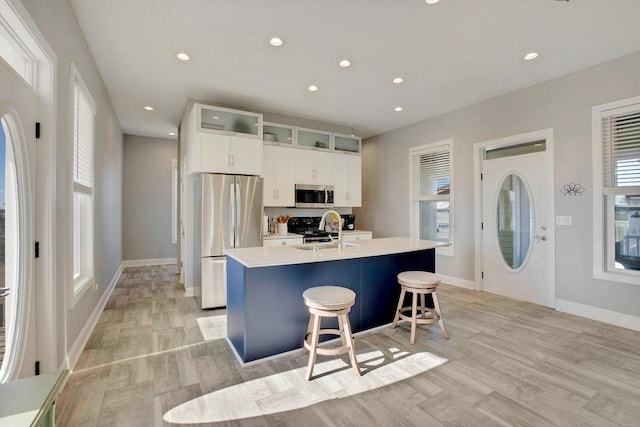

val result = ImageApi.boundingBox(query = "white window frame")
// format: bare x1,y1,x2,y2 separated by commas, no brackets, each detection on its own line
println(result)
409,139,454,256
592,95,640,286
70,63,96,306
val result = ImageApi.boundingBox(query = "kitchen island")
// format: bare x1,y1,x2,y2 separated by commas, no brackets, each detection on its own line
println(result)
225,237,447,363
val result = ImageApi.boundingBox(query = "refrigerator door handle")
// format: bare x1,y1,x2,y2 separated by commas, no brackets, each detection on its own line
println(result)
235,182,241,247
229,183,236,248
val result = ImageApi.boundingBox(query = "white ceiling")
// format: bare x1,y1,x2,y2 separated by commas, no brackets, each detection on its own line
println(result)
68,0,640,140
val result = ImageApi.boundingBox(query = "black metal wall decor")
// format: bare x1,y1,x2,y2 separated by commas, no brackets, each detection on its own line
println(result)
561,183,585,196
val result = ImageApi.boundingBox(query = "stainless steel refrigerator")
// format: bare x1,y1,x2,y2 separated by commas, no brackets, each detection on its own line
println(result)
194,174,263,308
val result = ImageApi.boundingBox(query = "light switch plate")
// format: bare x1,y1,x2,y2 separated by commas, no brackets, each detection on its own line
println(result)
556,215,572,226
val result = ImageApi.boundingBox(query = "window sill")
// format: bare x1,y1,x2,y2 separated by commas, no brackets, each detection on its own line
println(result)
594,270,640,286
70,275,94,308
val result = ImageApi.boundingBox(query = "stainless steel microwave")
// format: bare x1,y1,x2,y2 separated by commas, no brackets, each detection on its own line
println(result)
295,184,334,208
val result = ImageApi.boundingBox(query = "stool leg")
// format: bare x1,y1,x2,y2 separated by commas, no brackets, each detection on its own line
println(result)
432,291,449,339
420,293,426,319
303,313,314,354
410,291,418,345
338,315,347,347
341,313,361,377
305,313,321,380
392,287,406,328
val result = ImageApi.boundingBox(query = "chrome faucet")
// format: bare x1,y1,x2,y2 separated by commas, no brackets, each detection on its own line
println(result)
319,210,343,248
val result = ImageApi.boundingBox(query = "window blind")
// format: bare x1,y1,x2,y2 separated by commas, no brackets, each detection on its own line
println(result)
73,83,94,191
419,149,450,197
602,109,640,191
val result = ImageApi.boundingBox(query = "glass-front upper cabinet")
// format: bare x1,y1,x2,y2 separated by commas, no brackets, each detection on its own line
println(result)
296,127,331,150
263,122,294,145
333,133,361,155
197,104,262,138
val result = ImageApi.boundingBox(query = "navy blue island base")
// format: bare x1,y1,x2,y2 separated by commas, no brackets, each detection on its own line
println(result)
226,249,435,363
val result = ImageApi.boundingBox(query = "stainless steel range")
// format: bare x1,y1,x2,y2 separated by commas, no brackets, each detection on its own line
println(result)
287,216,339,243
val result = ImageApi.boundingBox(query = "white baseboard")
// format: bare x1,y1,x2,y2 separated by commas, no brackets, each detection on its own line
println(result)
122,257,177,267
556,299,640,332
62,262,124,372
439,274,475,290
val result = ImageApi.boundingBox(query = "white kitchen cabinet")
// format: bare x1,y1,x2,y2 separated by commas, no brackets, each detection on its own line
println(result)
194,132,263,175
263,145,295,207
332,153,362,207
294,149,332,184
296,127,331,150
342,231,372,241
186,103,263,175
262,236,303,247
333,133,361,154
263,122,294,146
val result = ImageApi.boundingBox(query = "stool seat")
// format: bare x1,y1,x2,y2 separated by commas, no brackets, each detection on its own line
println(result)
302,285,360,380
303,286,356,310
397,271,440,288
393,271,449,344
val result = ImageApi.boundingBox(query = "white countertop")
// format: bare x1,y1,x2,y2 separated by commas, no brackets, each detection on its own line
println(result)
225,237,447,268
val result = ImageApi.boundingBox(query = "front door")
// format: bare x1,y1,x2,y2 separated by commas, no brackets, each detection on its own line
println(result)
0,57,37,381
481,143,554,307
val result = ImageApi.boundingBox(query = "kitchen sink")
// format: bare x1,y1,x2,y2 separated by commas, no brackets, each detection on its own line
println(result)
293,242,358,251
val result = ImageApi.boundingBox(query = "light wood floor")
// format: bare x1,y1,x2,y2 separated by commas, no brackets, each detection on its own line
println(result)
57,265,640,426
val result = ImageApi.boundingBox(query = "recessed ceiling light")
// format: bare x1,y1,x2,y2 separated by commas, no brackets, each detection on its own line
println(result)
308,85,319,92
524,52,539,61
425,0,440,4
169,132,176,136
212,116,220,120
269,36,285,47
392,77,404,84
339,59,351,68
176,52,190,61
143,105,154,111
394,106,403,112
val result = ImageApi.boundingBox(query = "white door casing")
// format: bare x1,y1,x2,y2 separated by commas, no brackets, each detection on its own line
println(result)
180,157,186,283
0,57,37,381
474,129,555,308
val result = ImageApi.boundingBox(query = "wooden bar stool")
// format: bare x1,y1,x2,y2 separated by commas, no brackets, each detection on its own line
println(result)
302,286,361,381
392,271,449,344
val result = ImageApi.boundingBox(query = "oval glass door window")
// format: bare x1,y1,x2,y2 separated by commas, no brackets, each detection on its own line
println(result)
495,173,533,270
0,116,20,374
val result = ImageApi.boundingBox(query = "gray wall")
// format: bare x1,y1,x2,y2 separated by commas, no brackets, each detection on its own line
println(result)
355,51,640,317
123,135,177,260
22,0,123,367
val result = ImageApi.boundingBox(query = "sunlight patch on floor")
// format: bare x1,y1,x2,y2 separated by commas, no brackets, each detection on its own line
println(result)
196,315,226,341
163,348,448,424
